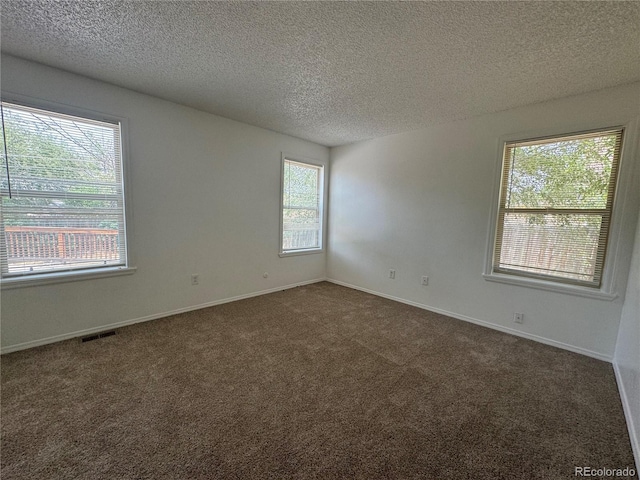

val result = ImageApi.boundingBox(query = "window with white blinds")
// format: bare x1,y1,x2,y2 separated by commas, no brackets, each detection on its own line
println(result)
281,158,324,254
1,101,128,278
493,128,623,288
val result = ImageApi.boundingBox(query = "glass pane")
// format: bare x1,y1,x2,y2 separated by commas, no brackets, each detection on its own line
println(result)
505,134,617,209
282,161,321,251
1,103,125,275
498,212,602,283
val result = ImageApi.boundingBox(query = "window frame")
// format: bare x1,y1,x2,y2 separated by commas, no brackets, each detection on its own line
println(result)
279,154,325,257
483,121,639,301
0,93,135,289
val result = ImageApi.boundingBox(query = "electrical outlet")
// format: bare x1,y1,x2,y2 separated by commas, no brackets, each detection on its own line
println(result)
514,312,524,324
191,274,200,285
389,269,396,279
421,276,429,286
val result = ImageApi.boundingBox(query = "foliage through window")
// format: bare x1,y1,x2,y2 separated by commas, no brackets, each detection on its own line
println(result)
493,128,623,288
0,101,128,278
281,158,323,254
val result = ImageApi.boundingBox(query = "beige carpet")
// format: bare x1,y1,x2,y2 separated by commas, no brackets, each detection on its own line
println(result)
1,282,636,479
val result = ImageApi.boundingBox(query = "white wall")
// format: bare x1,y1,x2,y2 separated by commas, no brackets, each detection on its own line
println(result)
615,206,640,468
328,82,640,360
0,55,329,351
1,54,638,364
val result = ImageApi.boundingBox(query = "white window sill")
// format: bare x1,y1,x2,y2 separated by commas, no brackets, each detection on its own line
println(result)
1,266,137,289
482,273,618,301
279,248,324,258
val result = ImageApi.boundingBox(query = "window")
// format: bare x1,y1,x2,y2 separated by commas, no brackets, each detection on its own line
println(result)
491,128,623,288
1,101,129,282
280,157,324,255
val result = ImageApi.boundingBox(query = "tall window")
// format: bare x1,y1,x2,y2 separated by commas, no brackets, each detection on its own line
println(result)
1,101,128,279
493,128,623,288
280,158,324,255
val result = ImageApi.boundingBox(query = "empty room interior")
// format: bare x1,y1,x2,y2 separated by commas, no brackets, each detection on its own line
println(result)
1,1,639,479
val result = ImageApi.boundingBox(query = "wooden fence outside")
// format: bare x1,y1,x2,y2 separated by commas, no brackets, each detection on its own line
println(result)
4,226,120,262
499,224,598,280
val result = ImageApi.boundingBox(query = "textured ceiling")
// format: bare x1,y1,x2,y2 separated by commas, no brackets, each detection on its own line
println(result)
1,1,639,147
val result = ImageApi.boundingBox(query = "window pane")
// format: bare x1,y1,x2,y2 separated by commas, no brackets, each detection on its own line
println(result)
497,212,602,283
494,129,622,287
282,160,322,252
1,103,126,276
506,134,616,209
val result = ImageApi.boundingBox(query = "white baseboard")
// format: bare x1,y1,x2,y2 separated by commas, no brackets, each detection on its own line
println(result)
1,277,327,354
613,362,640,472
326,278,613,362
3,276,612,363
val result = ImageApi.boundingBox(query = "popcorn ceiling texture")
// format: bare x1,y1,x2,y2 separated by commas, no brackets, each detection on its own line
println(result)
1,1,639,146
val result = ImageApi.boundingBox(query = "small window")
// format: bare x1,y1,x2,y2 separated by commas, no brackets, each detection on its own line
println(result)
0,101,129,279
492,128,623,288
280,157,324,255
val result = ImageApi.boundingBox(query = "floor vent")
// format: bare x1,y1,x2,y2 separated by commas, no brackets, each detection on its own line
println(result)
81,331,116,343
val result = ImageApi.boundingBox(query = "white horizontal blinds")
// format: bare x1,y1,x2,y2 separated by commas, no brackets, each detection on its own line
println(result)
0,102,126,277
494,129,623,287
282,159,322,252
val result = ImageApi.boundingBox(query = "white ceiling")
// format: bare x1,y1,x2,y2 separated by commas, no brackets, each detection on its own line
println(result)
1,1,639,147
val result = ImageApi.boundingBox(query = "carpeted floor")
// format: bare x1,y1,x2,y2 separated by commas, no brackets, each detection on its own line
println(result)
1,282,637,479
